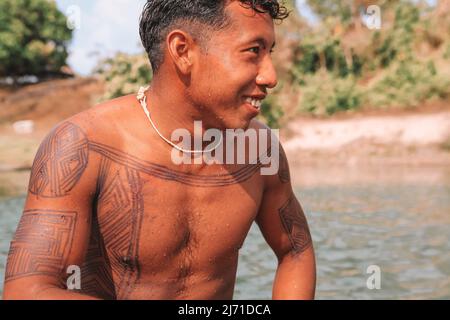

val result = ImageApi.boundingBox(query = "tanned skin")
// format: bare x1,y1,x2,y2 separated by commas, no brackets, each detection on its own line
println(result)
3,2,316,300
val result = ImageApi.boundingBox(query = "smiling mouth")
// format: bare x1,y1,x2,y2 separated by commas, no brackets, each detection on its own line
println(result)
244,97,263,110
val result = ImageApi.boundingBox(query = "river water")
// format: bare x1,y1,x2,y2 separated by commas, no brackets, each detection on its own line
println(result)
1,165,449,299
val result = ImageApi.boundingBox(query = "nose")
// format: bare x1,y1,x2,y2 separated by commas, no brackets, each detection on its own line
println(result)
256,56,278,89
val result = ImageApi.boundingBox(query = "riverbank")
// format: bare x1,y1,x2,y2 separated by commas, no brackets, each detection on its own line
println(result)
283,109,450,167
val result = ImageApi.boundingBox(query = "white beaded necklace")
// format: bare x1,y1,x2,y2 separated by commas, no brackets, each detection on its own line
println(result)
137,86,223,154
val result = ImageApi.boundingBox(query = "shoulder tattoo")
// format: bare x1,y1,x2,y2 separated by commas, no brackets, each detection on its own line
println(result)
29,122,89,197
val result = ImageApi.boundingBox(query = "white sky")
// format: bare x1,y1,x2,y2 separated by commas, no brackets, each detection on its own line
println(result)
55,0,147,75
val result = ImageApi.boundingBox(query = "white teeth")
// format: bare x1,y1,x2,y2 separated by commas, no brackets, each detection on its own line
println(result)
245,97,262,109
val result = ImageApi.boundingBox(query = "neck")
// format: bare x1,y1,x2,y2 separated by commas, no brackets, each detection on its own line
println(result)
146,80,210,136
142,80,222,152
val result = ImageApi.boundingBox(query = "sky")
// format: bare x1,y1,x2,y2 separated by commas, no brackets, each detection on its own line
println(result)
55,0,147,75
54,0,436,75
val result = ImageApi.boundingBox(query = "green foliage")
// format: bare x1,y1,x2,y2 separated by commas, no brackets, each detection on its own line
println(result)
362,3,449,109
0,0,72,78
259,95,285,128
297,2,422,76
95,52,153,101
289,0,450,116
292,43,320,75
291,31,364,82
299,73,362,116
371,3,421,68
367,60,450,108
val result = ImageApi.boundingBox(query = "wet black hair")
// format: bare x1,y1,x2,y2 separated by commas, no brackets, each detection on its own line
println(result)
139,0,289,73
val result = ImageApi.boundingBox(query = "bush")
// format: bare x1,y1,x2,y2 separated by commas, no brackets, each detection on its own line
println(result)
259,94,285,128
0,0,72,79
298,73,362,116
95,52,153,101
291,37,362,80
367,59,450,108
368,4,420,69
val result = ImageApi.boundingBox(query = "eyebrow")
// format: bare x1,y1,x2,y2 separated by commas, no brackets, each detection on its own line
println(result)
247,37,276,49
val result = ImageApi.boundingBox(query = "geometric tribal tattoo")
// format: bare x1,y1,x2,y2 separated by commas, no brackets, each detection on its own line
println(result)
5,209,77,282
79,159,145,300
8,121,282,299
29,122,89,197
278,195,312,255
27,122,272,195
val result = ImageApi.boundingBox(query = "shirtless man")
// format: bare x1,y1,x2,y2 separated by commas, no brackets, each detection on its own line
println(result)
3,0,316,300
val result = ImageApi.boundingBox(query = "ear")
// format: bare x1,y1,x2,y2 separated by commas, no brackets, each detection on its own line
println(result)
166,29,197,75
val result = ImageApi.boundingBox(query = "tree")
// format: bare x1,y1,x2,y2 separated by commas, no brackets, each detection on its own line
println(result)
0,0,73,80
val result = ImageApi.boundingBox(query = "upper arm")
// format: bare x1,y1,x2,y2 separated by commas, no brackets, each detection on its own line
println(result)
256,143,314,261
3,121,97,298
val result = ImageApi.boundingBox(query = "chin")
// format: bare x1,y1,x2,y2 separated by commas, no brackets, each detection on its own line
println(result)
223,119,251,131
215,111,254,130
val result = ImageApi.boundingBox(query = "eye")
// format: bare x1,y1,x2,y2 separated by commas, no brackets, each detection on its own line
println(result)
248,47,260,54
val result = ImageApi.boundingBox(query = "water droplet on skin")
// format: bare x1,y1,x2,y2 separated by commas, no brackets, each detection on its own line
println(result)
121,256,131,265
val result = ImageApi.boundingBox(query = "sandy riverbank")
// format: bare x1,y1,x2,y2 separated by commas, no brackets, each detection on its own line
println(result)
283,110,450,166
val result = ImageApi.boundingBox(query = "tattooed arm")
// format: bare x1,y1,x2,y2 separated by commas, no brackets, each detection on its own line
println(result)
256,144,316,300
3,122,99,300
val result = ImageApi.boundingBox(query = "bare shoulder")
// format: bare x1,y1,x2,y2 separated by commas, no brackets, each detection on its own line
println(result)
32,94,141,178
53,94,140,145
75,94,139,135
26,94,142,198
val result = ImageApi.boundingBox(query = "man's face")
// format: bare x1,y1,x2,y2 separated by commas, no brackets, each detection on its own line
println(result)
188,1,278,130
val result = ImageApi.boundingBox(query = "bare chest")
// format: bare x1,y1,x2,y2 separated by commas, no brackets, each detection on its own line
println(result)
92,155,264,276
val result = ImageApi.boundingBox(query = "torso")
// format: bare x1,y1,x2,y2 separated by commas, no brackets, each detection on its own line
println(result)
77,95,268,299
